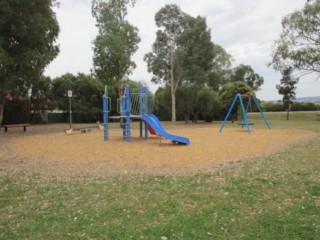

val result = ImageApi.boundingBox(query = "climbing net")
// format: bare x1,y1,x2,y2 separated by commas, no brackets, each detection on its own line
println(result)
129,93,154,116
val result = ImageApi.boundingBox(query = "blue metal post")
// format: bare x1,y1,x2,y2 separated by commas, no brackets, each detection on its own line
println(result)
103,95,108,141
139,87,143,138
143,86,148,114
219,93,240,133
239,95,251,134
139,87,143,115
245,98,251,113
253,96,271,129
125,86,131,142
143,86,148,139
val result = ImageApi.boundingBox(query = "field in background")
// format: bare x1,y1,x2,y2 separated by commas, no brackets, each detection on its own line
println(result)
248,111,320,121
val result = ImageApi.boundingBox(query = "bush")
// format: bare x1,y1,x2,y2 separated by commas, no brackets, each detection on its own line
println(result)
261,101,320,112
3,98,30,124
291,102,320,111
260,102,286,112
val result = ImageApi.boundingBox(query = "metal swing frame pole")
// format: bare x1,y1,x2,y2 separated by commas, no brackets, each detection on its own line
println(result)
239,95,251,134
253,96,271,129
219,93,239,133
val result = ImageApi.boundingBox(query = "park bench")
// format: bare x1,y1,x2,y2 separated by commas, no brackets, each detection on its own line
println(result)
2,124,30,132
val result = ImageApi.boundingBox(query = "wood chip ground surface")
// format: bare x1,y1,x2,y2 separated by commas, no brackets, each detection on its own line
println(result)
1,123,318,179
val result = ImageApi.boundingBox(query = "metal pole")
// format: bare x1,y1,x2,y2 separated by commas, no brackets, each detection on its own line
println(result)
69,97,72,129
103,95,108,141
253,96,271,129
139,87,143,138
239,95,251,134
219,94,239,133
124,86,130,142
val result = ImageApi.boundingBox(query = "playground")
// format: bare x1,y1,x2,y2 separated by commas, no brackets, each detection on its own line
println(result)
1,122,318,178
1,117,320,240
1,87,319,178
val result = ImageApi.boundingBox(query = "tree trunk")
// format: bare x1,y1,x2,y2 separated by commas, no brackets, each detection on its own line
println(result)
194,113,198,123
170,53,176,123
171,84,176,123
118,78,123,111
0,104,3,125
287,107,290,120
185,113,189,124
0,95,4,125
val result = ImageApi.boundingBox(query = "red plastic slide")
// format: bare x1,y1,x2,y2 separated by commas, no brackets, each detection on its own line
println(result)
148,125,157,135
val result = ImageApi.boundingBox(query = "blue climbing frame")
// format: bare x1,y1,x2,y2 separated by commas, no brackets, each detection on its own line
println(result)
102,86,111,141
121,86,131,141
102,85,151,142
219,93,271,134
139,86,149,140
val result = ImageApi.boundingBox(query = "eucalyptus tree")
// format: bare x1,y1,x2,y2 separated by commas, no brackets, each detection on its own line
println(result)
144,4,185,123
176,15,214,85
29,76,56,122
153,86,172,121
176,85,221,123
92,0,140,101
230,64,264,91
269,0,320,77
276,67,299,120
207,44,233,91
219,81,253,122
0,0,59,123
144,4,214,122
52,73,103,122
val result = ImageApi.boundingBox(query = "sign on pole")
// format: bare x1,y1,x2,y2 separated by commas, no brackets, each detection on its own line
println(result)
68,90,73,98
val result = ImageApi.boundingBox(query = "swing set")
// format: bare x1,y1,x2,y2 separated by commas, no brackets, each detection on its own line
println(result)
219,93,271,134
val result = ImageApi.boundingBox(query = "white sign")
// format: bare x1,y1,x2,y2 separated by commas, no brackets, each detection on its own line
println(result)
67,90,72,98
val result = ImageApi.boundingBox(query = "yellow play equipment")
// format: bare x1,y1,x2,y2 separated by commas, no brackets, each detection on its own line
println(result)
64,121,103,135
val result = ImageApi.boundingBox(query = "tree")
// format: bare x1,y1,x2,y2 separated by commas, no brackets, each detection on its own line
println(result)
276,67,299,120
144,4,185,123
175,15,214,85
230,64,264,91
2,96,30,124
195,87,222,122
0,0,59,124
207,44,233,91
144,4,214,122
29,76,56,123
52,73,75,114
269,0,320,77
155,85,222,122
175,84,199,122
52,73,103,123
219,81,253,122
153,86,171,121
92,0,140,103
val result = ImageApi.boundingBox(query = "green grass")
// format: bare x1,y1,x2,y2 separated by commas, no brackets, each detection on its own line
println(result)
248,111,320,121
1,120,320,239
247,111,320,132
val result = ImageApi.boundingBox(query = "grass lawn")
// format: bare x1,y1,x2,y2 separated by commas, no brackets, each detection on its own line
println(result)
1,118,320,239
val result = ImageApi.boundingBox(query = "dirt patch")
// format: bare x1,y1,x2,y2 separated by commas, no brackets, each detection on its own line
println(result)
1,124,318,179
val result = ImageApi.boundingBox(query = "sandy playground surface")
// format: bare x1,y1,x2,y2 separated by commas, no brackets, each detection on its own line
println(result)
0,123,319,179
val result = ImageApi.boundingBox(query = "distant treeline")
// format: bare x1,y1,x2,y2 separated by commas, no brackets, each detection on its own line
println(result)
261,102,320,112
2,77,319,125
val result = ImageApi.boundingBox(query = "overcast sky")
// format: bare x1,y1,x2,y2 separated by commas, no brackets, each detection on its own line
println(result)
45,0,320,101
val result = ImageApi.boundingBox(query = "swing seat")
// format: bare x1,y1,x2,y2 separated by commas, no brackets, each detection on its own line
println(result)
238,122,254,128
64,129,73,135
